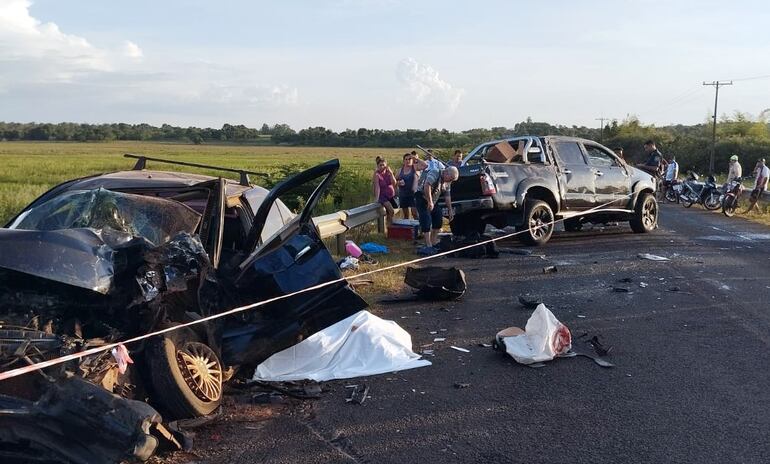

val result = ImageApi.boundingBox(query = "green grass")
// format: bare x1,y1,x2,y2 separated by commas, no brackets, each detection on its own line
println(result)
0,141,411,224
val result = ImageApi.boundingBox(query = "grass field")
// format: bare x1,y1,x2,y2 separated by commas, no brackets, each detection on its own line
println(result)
0,141,410,225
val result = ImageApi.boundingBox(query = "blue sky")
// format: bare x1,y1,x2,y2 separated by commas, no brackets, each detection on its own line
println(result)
1,0,768,130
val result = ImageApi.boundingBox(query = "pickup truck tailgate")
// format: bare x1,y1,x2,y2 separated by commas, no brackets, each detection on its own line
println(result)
450,165,484,201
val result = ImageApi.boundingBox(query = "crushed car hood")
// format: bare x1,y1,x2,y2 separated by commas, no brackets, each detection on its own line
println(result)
0,227,144,294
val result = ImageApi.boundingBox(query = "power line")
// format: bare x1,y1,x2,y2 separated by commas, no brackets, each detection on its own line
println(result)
703,80,733,175
594,116,617,143
726,74,770,82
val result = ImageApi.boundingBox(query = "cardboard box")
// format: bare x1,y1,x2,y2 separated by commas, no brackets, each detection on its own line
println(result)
486,141,521,163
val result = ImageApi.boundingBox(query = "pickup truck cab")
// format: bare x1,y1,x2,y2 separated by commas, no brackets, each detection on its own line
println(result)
442,135,658,245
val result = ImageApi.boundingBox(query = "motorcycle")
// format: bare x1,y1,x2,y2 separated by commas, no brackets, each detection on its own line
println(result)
664,178,683,203
721,177,744,217
680,172,721,210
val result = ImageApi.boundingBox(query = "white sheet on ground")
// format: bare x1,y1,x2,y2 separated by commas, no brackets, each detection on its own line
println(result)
253,310,431,382
501,304,572,365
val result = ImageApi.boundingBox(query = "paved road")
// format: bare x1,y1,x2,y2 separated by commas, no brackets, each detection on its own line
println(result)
166,205,770,464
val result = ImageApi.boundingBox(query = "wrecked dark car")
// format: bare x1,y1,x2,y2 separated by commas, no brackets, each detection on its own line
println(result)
0,156,367,463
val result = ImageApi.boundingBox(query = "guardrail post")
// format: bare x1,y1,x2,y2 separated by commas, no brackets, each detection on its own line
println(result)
336,233,346,255
377,215,385,234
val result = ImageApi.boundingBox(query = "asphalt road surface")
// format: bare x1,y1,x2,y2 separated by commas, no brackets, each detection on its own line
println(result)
164,204,770,464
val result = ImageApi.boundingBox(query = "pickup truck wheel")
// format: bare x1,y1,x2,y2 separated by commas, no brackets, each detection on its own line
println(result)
519,200,554,246
147,328,223,419
563,218,583,232
630,192,658,233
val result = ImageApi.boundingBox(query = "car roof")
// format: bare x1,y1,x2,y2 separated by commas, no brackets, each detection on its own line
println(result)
62,170,253,197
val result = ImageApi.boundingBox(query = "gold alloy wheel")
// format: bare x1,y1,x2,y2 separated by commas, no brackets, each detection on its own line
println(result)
176,342,223,402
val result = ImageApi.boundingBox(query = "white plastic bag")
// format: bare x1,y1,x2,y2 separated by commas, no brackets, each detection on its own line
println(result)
254,310,431,382
499,304,572,365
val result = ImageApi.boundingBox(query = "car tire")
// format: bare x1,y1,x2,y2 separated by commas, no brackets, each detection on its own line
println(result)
518,200,554,246
147,328,223,419
563,218,583,232
630,192,658,233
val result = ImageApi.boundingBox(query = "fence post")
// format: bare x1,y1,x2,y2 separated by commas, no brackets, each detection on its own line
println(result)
377,216,385,234
336,233,346,255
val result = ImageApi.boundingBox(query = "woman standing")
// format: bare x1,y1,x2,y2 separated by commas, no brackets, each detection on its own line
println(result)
396,153,419,219
373,156,397,224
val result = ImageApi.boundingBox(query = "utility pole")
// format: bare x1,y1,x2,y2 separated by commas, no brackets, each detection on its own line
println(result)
595,117,615,143
703,80,733,174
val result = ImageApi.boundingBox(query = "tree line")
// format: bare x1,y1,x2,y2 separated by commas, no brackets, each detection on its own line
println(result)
2,114,768,174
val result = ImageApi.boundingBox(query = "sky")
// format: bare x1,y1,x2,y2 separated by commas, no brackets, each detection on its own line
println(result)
0,0,769,131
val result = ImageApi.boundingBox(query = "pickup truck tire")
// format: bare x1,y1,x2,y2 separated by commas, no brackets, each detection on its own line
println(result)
563,218,583,232
630,192,658,233
147,327,223,419
518,200,554,246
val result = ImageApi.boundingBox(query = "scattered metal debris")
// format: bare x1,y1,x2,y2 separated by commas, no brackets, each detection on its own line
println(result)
638,253,670,261
345,384,370,405
543,265,558,274
450,346,470,353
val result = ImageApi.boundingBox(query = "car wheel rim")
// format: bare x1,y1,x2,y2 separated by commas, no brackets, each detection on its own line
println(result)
530,208,552,239
177,342,223,402
642,198,657,228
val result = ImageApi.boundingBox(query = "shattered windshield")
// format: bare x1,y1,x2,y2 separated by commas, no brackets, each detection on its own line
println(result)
11,188,201,246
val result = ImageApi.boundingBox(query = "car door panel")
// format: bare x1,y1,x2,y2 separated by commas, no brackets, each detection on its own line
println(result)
552,141,595,210
583,144,630,204
221,160,367,366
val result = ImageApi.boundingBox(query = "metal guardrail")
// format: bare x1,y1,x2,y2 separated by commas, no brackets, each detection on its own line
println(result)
313,202,387,254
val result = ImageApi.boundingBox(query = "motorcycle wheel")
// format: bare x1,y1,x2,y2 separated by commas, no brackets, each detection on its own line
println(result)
722,195,738,217
665,187,678,203
704,191,721,210
681,194,694,208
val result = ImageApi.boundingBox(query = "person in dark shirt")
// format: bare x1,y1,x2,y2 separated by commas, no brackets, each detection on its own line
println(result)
637,140,668,177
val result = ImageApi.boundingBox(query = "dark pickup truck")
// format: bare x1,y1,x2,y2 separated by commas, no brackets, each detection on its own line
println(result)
441,135,658,245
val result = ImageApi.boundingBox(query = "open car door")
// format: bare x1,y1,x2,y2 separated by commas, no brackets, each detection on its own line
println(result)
220,160,367,367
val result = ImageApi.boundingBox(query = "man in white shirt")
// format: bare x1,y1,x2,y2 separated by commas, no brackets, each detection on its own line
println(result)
665,156,679,182
745,158,769,213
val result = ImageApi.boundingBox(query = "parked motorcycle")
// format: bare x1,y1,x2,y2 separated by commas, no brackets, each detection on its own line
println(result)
721,177,744,217
680,172,720,210
664,178,683,203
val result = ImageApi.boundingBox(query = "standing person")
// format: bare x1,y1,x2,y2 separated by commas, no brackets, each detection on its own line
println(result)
396,153,419,220
745,158,769,214
638,140,667,176
448,150,464,167
414,159,459,254
665,155,679,183
726,155,742,183
372,156,397,224
420,148,446,172
613,147,625,160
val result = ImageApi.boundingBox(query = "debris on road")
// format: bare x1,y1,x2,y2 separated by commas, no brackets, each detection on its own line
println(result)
450,346,470,353
434,337,447,342
345,384,370,405
253,311,430,382
454,382,471,389
494,304,572,365
543,265,558,274
638,253,670,261
518,294,543,309
612,287,631,293
404,266,467,300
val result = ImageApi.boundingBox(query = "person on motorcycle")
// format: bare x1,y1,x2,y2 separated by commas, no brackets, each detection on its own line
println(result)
726,155,742,183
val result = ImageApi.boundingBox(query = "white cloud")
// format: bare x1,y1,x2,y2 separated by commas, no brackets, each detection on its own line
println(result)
0,0,111,81
197,83,299,108
396,57,464,114
122,40,143,60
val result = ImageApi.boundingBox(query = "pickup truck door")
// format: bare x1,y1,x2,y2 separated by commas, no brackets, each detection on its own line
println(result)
551,140,595,210
582,143,630,206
